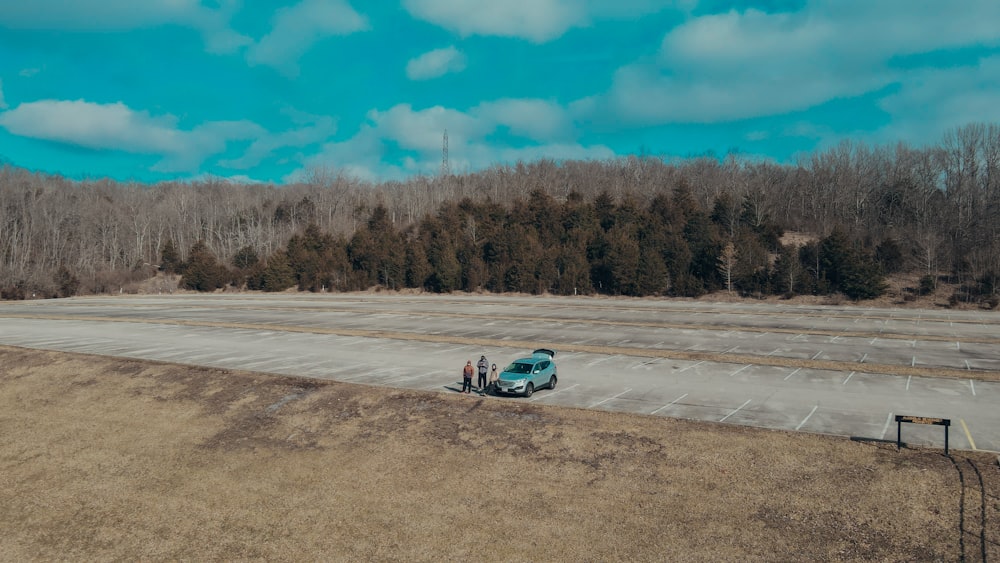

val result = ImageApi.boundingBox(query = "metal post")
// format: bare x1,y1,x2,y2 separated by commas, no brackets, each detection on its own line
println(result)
897,419,902,451
944,425,949,456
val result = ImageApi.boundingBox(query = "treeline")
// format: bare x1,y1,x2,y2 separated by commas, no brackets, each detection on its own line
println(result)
168,188,891,300
2,123,1000,304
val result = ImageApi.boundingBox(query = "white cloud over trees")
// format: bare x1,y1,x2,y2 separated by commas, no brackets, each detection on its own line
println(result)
406,46,467,80
246,0,369,76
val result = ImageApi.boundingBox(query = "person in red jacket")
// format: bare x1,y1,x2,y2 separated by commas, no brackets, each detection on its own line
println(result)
461,360,474,394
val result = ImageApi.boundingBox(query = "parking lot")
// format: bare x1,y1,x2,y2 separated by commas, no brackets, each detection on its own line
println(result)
1,293,997,451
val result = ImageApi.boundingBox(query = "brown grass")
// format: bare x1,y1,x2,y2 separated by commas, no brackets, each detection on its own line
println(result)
1,345,997,562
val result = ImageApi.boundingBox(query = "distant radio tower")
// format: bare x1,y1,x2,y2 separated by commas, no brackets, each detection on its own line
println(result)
440,129,450,177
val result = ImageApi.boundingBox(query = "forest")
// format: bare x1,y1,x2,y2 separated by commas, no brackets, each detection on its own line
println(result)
2,123,1000,306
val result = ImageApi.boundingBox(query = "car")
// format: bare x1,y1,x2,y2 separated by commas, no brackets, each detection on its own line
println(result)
495,349,557,397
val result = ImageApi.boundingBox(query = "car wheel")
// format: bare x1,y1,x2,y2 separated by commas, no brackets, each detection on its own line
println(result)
523,382,534,398
548,375,557,390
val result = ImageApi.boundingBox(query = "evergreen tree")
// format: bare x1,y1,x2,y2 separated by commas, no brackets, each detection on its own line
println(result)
54,266,80,298
258,251,296,292
180,240,227,291
160,239,182,274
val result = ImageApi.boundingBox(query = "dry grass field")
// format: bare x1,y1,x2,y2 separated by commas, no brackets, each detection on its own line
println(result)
1,345,998,562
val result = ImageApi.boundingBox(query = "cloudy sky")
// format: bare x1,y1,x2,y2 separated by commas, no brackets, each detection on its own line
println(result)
1,1,998,184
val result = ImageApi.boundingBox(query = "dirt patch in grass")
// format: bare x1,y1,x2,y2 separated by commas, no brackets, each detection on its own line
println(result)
1,345,997,562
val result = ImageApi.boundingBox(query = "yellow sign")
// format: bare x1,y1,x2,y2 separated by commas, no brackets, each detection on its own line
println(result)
896,415,949,426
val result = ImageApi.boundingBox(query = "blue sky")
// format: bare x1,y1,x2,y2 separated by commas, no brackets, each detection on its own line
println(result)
1,1,999,184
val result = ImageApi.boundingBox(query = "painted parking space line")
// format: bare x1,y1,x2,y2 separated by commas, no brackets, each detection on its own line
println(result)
783,367,801,381
586,356,616,368
729,364,751,377
795,405,819,431
529,383,579,402
590,388,632,408
960,419,977,450
811,350,824,360
842,371,855,385
859,353,868,363
970,379,976,396
679,360,705,373
906,375,911,391
880,412,894,440
720,399,751,422
650,393,688,415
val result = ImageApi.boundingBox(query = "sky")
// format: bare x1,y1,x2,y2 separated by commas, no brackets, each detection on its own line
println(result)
1,1,999,185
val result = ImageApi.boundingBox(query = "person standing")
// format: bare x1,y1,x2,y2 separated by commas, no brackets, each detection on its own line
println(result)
462,360,474,394
476,355,489,393
488,363,499,395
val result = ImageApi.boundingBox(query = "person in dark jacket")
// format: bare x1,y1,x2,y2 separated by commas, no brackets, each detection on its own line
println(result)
476,355,489,393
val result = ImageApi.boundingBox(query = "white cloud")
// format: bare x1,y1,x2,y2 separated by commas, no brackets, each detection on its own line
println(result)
247,0,369,76
0,99,262,172
299,100,612,181
874,55,1000,146
0,80,6,110
406,46,467,80
403,0,664,42
473,99,573,141
219,115,337,169
0,1,250,54
596,0,1000,125
367,104,487,152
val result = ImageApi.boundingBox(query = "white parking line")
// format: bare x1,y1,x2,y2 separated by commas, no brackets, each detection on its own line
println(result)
530,383,579,402
870,337,878,345
766,348,780,356
722,346,739,353
795,405,818,431
679,361,705,373
880,412,894,440
729,364,751,377
811,350,824,360
783,367,802,381
966,360,971,370
720,399,752,422
590,388,632,408
651,393,688,415
906,375,911,391
970,379,976,396
842,371,855,385
911,356,916,367
830,335,840,343
859,353,868,363
956,341,961,350
586,356,616,368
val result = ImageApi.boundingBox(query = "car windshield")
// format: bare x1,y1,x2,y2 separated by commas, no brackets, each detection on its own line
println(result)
503,362,534,374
